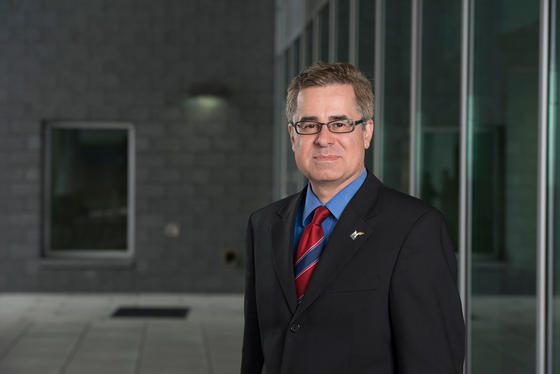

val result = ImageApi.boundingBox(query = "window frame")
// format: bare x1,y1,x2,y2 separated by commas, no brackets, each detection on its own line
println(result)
43,121,135,259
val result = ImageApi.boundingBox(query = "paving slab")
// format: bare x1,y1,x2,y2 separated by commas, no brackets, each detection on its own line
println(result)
0,293,243,374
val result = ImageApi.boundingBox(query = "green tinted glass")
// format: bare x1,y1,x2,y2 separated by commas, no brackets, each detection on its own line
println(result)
49,128,128,251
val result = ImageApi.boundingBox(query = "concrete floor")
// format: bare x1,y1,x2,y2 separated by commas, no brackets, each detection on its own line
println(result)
0,294,244,374
0,293,550,373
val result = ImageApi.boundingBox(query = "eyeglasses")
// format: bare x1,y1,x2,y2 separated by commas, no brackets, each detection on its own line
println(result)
290,118,366,135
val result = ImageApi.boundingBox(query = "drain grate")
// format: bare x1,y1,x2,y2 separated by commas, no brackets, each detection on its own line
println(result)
112,306,189,319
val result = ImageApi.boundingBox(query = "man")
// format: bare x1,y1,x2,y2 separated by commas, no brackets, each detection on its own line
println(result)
241,62,464,373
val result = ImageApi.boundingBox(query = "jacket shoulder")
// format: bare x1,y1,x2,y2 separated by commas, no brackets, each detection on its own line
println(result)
249,191,301,223
377,185,444,223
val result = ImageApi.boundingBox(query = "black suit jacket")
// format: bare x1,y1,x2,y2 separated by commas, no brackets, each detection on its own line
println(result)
241,172,465,374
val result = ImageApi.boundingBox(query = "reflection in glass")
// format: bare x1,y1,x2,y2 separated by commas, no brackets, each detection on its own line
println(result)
49,128,128,251
417,0,461,246
470,1,539,373
319,3,330,62
336,0,350,62
382,0,411,192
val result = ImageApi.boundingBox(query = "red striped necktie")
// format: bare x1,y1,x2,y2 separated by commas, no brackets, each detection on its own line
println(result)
294,206,331,303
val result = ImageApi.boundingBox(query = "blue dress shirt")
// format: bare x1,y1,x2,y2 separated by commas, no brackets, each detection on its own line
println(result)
292,168,367,253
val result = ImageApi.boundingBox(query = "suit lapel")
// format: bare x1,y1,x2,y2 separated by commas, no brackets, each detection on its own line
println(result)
270,190,304,314
295,173,383,315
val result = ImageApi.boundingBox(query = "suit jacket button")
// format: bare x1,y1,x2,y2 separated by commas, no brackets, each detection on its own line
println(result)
290,323,302,333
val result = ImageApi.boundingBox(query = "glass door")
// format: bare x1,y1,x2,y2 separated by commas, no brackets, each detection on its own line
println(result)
470,1,540,372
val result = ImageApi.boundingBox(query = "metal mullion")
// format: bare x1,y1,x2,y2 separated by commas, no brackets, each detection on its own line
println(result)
299,33,305,70
297,36,308,190
279,52,289,198
43,124,52,257
547,3,557,373
537,0,552,373
349,0,358,65
329,0,336,62
409,0,422,197
313,15,320,62
288,44,306,191
373,0,385,178
127,124,136,260
272,57,282,199
459,0,474,372
302,22,307,69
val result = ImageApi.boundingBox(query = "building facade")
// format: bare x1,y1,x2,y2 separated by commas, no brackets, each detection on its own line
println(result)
0,0,274,292
275,0,559,373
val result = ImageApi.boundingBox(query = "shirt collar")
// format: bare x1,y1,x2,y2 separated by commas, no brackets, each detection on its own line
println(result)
302,168,367,225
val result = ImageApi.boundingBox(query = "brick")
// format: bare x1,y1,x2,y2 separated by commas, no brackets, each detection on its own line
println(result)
0,0,273,292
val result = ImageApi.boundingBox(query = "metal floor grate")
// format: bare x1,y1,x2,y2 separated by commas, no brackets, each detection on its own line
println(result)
112,306,189,318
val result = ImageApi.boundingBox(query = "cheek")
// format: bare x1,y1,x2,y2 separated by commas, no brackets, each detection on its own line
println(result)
292,138,300,152
293,138,310,154
345,138,366,159
346,136,363,150
292,140,305,159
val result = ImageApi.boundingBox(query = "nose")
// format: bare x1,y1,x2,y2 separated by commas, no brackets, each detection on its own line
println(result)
314,124,335,146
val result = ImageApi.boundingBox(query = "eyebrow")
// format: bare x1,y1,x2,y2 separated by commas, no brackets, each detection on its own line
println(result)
328,115,350,121
298,116,319,122
297,115,350,122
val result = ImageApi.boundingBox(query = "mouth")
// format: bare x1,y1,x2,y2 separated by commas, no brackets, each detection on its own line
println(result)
313,155,340,162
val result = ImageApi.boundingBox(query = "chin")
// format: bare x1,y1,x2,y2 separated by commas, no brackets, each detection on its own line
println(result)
308,171,344,184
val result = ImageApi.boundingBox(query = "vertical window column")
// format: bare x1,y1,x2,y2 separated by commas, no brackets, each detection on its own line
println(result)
548,0,560,372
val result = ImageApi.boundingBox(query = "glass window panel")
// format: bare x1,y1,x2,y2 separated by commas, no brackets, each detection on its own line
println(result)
357,0,375,80
319,3,330,62
47,125,130,253
382,0,411,192
305,22,314,67
418,0,461,246
336,0,350,62
470,1,539,372
357,0,375,171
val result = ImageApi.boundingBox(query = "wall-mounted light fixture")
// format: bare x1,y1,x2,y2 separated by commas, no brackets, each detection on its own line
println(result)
183,82,231,120
188,82,231,99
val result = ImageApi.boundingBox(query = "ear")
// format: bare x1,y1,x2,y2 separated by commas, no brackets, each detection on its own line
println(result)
288,123,296,151
363,119,374,149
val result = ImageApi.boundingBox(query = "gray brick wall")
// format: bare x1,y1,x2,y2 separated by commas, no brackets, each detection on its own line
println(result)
0,1,274,292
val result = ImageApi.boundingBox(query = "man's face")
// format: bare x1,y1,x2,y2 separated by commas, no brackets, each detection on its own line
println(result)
289,84,373,193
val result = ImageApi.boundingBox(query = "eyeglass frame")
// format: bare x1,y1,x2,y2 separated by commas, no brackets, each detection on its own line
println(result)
289,118,367,135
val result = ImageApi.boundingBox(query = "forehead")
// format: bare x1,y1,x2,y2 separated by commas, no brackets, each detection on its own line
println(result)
295,84,359,119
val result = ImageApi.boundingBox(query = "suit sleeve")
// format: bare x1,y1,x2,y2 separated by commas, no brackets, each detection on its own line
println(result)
389,209,465,374
240,214,264,374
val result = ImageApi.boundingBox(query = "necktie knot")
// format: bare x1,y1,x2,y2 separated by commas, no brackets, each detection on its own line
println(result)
311,206,330,226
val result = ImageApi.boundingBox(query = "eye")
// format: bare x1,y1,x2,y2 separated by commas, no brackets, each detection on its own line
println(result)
299,122,318,130
331,121,347,128
331,120,353,130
